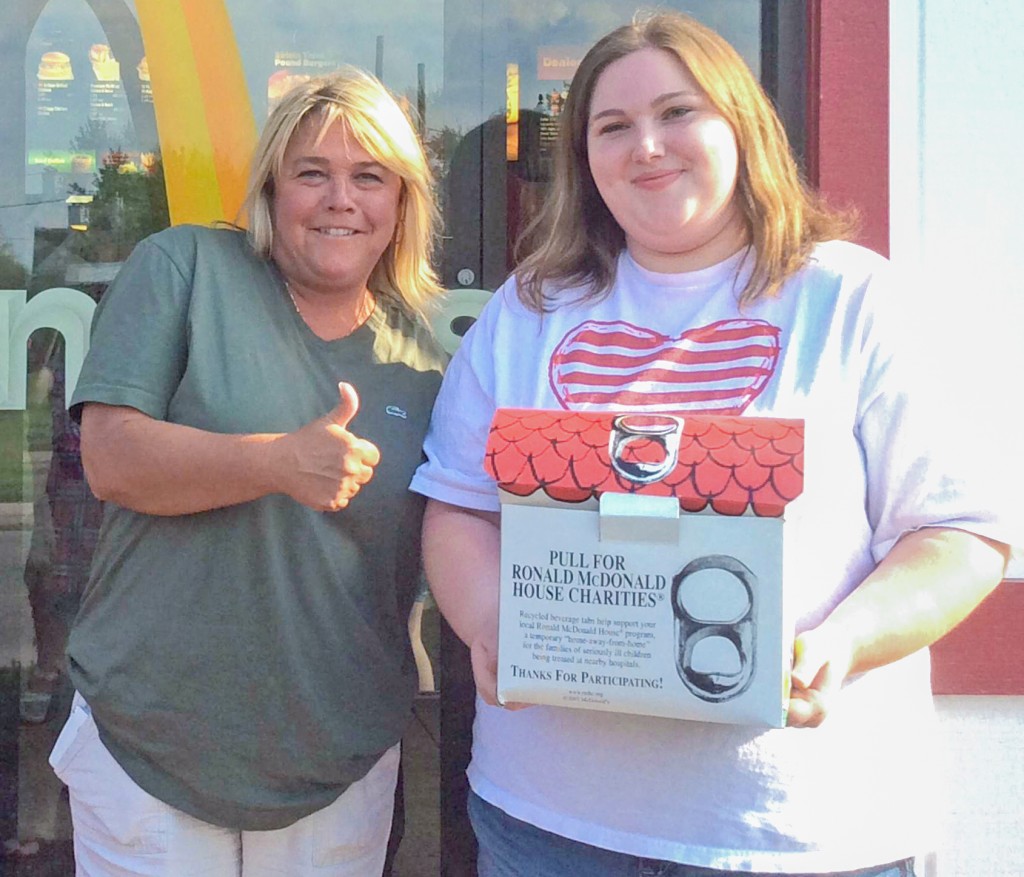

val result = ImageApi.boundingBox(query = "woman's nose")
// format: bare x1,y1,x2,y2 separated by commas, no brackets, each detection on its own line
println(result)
633,123,665,162
324,177,356,211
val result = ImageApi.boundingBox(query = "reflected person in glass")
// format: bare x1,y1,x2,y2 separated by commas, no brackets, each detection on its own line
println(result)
411,11,1014,877
49,67,446,877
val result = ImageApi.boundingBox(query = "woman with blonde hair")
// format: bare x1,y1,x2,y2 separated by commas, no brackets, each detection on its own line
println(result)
49,67,446,876
413,11,1013,877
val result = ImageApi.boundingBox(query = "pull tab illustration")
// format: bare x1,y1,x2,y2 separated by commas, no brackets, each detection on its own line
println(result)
671,555,756,702
608,414,683,485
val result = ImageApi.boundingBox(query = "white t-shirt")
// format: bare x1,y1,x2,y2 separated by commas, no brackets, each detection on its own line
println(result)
411,242,1013,872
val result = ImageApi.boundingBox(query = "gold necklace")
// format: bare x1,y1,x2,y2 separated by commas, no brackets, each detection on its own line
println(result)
284,282,375,333
283,281,302,315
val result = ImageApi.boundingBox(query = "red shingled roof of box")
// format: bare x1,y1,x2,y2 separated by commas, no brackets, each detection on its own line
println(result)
484,409,804,517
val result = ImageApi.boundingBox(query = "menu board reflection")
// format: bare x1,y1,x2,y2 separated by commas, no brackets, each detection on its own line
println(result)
87,45,128,129
89,44,120,82
36,50,74,123
38,50,74,81
267,51,338,114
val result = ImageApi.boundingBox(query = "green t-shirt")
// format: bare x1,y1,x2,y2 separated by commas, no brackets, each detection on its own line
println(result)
68,225,446,829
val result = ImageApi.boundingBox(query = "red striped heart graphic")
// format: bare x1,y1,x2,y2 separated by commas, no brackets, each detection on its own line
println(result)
548,318,780,414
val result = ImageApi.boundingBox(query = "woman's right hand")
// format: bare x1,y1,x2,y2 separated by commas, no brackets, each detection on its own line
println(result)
470,622,502,706
470,618,530,711
273,382,380,512
422,500,530,711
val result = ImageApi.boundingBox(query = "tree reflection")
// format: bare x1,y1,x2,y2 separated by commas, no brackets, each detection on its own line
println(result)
69,149,169,263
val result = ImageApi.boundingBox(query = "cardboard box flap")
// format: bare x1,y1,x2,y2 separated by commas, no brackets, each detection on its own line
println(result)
485,409,803,516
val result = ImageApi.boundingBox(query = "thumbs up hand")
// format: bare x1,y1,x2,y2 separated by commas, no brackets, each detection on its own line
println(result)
327,381,362,431
276,382,381,511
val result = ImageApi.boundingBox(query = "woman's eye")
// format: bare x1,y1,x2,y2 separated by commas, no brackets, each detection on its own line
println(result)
297,168,326,180
663,106,692,120
356,172,384,184
597,121,628,135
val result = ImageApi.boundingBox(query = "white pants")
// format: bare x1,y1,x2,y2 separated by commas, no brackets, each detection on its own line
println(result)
50,694,399,877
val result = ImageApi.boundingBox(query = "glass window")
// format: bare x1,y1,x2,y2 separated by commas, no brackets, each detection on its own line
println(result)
440,0,760,294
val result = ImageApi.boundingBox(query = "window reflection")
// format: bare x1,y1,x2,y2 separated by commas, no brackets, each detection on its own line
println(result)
24,0,155,207
3,0,157,865
440,0,758,291
226,0,444,122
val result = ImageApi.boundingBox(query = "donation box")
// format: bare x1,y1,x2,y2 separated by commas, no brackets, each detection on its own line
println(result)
485,409,804,727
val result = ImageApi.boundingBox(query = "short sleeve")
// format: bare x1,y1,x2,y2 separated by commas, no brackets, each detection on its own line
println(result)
410,290,504,512
71,232,193,421
855,265,1020,561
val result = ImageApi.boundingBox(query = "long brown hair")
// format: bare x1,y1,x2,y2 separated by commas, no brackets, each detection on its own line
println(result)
515,11,854,312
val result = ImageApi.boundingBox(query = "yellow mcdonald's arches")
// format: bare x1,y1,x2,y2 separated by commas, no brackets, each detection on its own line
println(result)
135,0,257,226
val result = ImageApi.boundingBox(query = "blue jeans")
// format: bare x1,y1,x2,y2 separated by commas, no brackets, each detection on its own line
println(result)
469,793,916,877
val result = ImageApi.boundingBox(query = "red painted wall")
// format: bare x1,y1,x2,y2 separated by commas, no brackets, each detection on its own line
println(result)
932,583,1024,695
807,0,890,256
